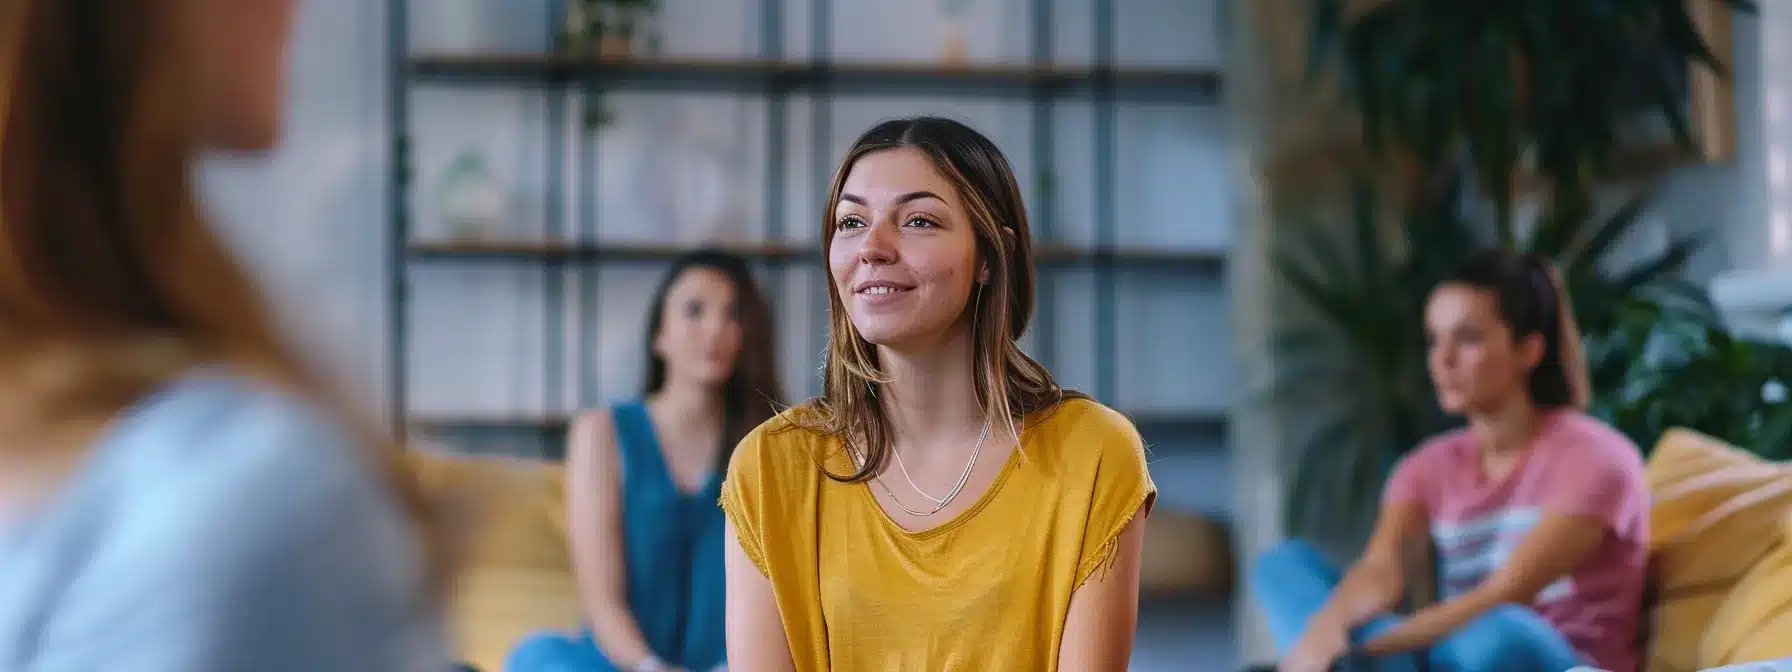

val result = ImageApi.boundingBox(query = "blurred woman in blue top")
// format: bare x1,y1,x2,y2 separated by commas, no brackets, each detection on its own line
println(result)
509,250,785,672
0,1,448,671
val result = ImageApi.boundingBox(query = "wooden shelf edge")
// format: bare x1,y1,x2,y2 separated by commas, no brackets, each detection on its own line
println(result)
411,407,1228,431
406,52,1224,102
406,239,1229,269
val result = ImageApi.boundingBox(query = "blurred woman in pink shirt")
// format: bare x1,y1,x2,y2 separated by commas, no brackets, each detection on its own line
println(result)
1253,249,1649,672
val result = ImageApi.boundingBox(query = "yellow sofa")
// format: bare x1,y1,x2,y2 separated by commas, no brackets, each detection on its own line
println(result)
407,451,582,672
404,447,1238,671
1643,428,1792,672
407,428,1792,672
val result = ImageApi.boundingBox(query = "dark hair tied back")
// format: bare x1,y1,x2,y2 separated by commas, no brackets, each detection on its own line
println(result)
1443,249,1590,410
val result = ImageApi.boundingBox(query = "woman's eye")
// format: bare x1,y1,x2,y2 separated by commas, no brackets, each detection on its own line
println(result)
905,216,938,228
836,216,865,230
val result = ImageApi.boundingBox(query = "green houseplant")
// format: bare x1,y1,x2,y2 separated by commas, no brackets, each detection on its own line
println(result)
1268,0,1758,551
1306,0,1755,244
1589,298,1792,460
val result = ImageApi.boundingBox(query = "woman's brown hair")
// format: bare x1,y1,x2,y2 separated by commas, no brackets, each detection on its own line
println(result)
1440,249,1591,410
795,116,1085,482
0,1,444,583
641,249,785,472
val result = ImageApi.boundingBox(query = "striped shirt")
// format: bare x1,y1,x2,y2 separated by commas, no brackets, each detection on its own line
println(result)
1384,409,1649,672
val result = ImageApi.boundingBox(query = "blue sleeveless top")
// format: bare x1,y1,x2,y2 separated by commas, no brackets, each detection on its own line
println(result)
608,401,726,670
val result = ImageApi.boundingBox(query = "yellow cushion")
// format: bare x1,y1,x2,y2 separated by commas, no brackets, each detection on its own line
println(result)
408,450,571,571
448,568,584,672
1644,428,1792,672
406,450,579,667
1699,514,1792,666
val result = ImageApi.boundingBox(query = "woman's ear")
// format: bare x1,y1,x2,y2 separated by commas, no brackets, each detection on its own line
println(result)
979,226,1018,284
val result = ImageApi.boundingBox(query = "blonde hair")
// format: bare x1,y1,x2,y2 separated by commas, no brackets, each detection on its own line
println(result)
790,117,1084,482
0,0,446,587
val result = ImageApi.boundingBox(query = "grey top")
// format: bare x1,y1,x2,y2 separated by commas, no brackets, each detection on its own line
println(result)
0,371,448,672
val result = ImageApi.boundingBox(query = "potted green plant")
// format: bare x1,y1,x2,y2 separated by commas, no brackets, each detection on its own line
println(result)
559,0,661,60
1305,0,1754,244
1268,0,1758,553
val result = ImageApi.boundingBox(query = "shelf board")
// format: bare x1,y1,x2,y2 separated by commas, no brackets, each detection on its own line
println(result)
408,53,1223,104
407,239,1226,273
410,407,1227,433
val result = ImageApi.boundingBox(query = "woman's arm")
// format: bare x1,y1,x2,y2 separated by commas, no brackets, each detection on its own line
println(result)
1361,513,1606,655
565,410,664,669
1308,501,1430,634
723,517,794,672
1057,514,1149,670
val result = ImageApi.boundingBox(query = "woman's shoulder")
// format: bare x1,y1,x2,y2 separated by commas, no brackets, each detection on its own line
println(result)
94,370,411,554
42,370,444,669
1026,396,1148,469
725,401,838,485
1541,409,1645,469
100,370,364,485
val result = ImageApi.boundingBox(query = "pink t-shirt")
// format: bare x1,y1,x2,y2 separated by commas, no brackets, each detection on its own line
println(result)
1383,409,1649,672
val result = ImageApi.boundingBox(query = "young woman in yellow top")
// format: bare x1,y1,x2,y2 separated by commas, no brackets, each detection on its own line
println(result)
718,116,1157,671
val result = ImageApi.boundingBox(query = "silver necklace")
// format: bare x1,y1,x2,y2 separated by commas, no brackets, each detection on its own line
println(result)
874,422,989,517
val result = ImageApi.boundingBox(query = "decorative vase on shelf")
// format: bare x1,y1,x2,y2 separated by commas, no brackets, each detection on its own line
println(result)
437,151,506,241
938,0,974,65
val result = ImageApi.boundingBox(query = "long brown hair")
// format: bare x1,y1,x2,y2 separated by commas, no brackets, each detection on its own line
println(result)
0,1,444,583
641,249,784,472
794,116,1085,483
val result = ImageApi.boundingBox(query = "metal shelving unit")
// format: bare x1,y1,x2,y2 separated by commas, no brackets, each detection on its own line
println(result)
387,0,1230,456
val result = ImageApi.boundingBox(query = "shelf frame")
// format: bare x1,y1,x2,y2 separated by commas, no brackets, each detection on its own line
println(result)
387,0,1233,451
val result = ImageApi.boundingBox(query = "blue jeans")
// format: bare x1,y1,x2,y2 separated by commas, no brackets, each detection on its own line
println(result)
1250,540,1589,672
505,631,620,672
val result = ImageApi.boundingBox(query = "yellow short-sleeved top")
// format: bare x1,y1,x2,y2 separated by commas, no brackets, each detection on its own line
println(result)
718,397,1156,671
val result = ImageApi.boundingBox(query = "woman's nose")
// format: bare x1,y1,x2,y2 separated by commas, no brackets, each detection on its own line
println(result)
859,220,897,265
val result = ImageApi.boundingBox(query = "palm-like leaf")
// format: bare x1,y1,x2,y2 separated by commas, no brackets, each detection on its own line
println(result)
1306,0,1755,234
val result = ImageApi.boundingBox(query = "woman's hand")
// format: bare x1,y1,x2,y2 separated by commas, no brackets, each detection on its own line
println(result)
1282,620,1349,672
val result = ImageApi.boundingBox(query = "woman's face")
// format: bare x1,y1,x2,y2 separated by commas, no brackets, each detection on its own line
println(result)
1424,283,1543,415
654,267,745,388
828,147,983,351
188,0,299,151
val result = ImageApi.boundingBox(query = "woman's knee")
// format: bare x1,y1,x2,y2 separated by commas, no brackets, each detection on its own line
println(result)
1435,604,1584,671
1251,539,1331,584
505,632,613,672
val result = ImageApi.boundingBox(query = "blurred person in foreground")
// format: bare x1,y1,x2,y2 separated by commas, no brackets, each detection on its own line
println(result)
0,1,448,670
1252,250,1648,672
719,116,1155,671
509,250,784,672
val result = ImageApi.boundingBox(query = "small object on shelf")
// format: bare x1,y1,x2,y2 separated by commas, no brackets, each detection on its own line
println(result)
437,151,506,241
938,0,975,66
556,1,590,56
558,0,660,61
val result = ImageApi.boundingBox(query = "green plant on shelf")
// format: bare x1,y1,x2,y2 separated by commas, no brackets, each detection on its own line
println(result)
559,0,661,60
